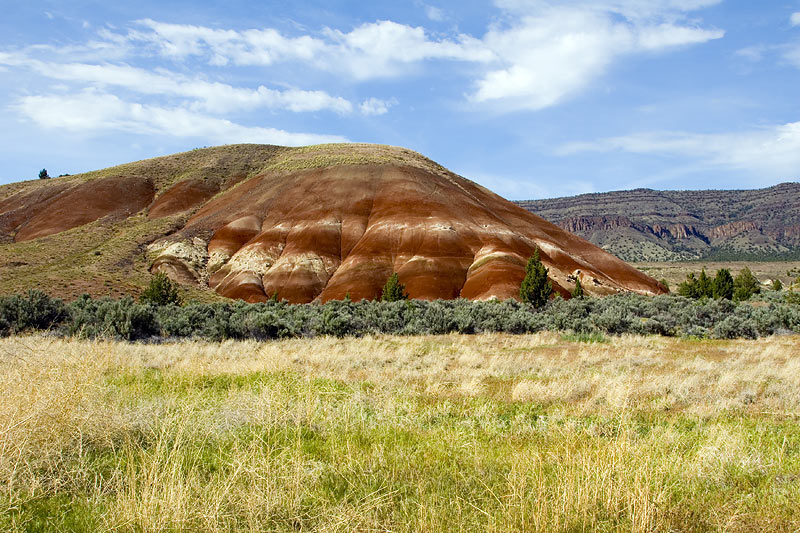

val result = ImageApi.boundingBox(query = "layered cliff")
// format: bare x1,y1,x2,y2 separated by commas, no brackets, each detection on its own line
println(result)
516,183,800,261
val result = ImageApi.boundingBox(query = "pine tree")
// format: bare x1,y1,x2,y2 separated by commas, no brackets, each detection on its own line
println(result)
712,268,734,300
520,247,552,308
733,267,760,301
38,168,50,180
139,272,182,306
572,277,584,299
771,279,783,291
381,273,408,302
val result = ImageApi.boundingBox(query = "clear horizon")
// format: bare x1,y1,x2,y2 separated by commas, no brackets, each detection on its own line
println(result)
1,1,799,200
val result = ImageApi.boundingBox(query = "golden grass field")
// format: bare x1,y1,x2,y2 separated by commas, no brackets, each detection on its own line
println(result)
2,333,799,531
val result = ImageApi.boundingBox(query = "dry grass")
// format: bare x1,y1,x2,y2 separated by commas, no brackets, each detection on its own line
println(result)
1,333,799,531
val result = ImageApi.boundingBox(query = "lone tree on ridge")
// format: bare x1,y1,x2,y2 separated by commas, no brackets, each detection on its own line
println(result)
38,168,50,179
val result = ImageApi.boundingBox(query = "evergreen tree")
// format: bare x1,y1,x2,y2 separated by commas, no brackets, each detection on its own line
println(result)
733,267,760,301
519,247,552,308
572,277,584,299
712,268,734,300
771,279,783,291
381,273,408,302
696,268,713,298
677,273,698,299
38,168,50,180
139,272,182,306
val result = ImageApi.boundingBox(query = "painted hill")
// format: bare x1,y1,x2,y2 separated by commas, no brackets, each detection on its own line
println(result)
0,144,664,302
515,183,800,262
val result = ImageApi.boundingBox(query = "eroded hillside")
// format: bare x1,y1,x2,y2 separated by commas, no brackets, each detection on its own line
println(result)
0,144,665,302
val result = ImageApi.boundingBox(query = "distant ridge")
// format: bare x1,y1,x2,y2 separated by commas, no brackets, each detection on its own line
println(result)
515,183,800,262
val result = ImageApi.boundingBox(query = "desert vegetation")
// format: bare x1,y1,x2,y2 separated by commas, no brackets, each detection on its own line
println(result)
1,333,798,531
677,267,762,301
1,289,800,341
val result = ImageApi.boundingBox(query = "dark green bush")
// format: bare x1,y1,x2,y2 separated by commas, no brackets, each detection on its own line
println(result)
69,296,158,340
140,273,182,306
0,290,68,336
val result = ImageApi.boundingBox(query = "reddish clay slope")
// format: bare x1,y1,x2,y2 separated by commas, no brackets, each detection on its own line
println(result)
157,162,665,303
1,176,154,242
0,143,665,302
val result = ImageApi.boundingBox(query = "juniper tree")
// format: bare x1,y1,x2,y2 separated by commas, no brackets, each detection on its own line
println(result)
696,268,713,298
381,273,408,302
712,268,734,300
572,277,584,299
733,267,760,301
520,247,552,308
139,272,182,306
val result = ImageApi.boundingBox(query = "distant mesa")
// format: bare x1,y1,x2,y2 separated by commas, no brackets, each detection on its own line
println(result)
0,144,665,302
516,183,800,262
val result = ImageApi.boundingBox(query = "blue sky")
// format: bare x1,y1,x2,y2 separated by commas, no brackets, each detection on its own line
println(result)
1,0,799,199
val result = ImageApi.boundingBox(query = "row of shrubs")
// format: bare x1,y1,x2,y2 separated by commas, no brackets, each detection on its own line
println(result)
2,290,799,341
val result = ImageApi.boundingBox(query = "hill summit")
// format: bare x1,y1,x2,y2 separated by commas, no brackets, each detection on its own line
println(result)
0,144,664,302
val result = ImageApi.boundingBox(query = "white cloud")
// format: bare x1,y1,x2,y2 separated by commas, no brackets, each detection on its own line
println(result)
359,97,398,116
558,122,800,178
113,19,492,80
0,55,354,114
109,9,720,110
470,4,723,110
735,45,767,62
785,44,800,68
15,90,347,146
425,5,445,22
791,12,800,27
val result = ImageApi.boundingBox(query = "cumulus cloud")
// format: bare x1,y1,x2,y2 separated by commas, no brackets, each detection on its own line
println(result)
118,18,492,79
791,12,800,27
1,0,726,143
470,3,723,110
558,122,800,178
101,6,721,111
15,90,347,146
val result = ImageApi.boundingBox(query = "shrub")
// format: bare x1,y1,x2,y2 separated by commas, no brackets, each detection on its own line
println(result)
38,168,49,179
68,296,158,340
140,272,182,306
520,248,552,308
0,290,68,335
